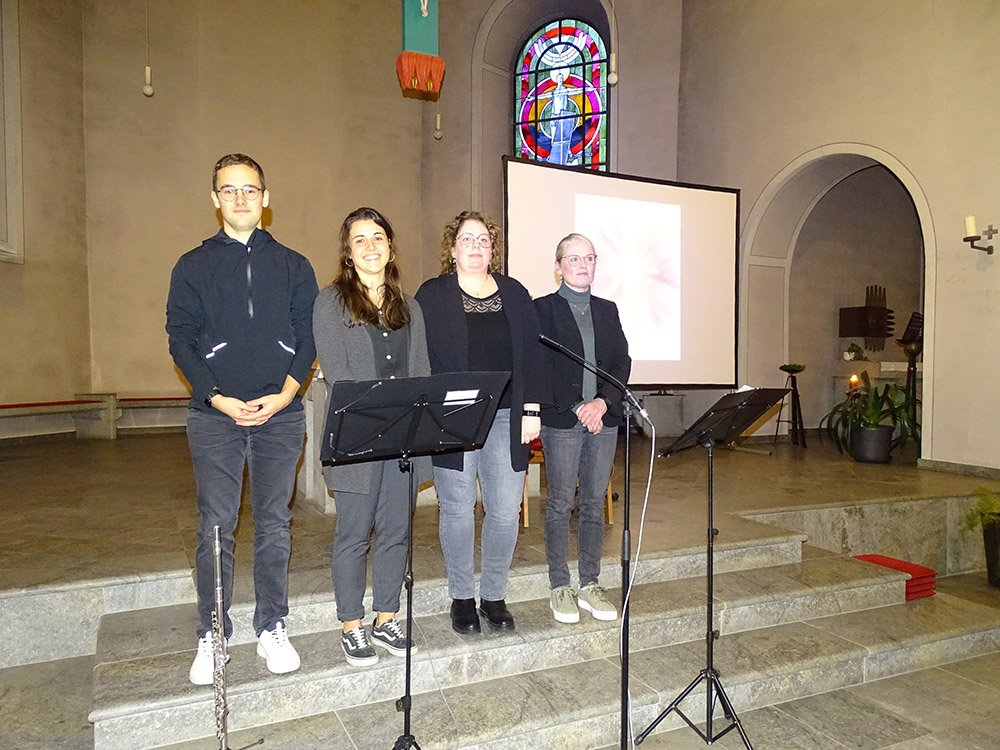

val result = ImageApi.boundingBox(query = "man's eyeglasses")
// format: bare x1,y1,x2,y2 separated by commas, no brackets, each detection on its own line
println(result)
216,185,263,202
563,254,597,266
457,233,493,249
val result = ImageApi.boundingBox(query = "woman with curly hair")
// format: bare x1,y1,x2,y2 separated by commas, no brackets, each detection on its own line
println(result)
415,210,547,635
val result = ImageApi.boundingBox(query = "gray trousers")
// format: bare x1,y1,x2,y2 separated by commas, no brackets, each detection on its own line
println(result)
187,407,305,639
331,459,412,622
434,409,526,601
541,422,618,589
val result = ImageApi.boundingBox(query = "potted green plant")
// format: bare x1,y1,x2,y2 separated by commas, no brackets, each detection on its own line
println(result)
845,342,868,361
820,370,918,463
960,486,1000,588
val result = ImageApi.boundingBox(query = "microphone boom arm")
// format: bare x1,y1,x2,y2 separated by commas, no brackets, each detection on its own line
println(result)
539,334,650,423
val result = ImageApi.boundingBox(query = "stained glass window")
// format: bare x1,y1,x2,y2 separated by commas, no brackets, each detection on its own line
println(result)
514,20,609,171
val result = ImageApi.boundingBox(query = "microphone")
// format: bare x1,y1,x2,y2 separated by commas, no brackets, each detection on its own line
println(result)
538,334,651,424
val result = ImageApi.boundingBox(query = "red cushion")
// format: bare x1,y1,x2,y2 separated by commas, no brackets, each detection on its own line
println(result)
854,554,937,579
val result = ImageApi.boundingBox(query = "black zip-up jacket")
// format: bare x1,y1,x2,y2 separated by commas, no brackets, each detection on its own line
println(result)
534,291,631,429
166,228,319,413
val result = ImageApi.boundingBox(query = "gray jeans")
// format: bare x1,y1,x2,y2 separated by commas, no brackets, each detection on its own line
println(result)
541,422,618,589
187,407,305,638
331,459,412,622
434,409,525,601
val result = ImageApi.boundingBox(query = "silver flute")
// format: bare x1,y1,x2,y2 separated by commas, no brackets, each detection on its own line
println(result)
212,524,230,749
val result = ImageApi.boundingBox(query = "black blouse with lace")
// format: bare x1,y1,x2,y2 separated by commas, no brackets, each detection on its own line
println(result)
463,289,513,408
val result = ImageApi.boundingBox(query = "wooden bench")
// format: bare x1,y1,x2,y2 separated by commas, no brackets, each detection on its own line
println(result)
0,394,117,438
0,394,191,439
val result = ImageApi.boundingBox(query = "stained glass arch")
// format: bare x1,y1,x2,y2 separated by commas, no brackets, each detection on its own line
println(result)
514,19,609,171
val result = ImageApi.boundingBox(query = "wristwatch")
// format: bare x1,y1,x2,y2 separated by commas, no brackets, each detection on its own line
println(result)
205,386,223,407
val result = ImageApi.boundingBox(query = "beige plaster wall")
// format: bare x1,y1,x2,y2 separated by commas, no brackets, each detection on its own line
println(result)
679,0,1000,470
83,0,423,397
2,0,681,412
0,0,88,403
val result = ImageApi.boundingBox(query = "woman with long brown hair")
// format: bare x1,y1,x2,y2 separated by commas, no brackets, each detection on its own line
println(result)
313,207,430,666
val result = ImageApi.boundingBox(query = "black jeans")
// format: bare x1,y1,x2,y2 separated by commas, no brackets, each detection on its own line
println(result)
187,407,305,638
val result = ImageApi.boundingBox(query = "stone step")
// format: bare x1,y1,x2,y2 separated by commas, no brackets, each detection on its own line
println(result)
1,566,194,669
89,553,905,749
93,520,805,663
152,592,1000,749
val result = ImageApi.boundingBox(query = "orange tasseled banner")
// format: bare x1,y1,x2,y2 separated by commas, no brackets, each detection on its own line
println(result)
395,51,446,94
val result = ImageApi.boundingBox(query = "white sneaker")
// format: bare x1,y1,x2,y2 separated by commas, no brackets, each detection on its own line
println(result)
256,620,300,674
189,632,227,685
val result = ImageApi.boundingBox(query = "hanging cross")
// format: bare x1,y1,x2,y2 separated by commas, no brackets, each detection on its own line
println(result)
983,224,998,240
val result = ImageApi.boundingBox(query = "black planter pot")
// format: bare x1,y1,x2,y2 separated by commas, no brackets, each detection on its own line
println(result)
851,425,894,463
983,521,1000,588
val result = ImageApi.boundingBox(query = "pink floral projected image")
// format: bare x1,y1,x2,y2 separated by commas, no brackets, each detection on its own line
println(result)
576,193,681,361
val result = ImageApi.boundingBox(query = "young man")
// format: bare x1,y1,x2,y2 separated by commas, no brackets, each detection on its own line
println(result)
166,153,318,684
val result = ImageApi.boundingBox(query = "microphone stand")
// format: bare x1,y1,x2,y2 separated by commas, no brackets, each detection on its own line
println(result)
539,334,650,750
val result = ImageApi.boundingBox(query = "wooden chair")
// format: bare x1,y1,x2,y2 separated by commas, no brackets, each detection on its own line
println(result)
520,438,614,527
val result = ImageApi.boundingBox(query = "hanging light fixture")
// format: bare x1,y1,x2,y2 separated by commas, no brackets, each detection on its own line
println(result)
141,0,154,97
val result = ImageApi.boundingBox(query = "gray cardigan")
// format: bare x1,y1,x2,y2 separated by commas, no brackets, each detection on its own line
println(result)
312,285,432,493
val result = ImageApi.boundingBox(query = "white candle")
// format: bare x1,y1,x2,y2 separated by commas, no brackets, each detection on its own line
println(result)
965,215,978,237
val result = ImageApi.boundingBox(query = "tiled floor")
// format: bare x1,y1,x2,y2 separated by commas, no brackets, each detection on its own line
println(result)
0,432,989,594
1,431,998,748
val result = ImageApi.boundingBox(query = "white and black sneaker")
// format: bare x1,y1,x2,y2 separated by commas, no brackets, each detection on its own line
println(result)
341,625,379,667
371,617,416,657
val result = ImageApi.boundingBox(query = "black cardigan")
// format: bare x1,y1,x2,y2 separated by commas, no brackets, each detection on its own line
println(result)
415,273,547,471
534,291,631,429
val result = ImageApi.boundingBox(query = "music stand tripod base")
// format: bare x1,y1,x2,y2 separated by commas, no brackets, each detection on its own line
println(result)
638,387,786,749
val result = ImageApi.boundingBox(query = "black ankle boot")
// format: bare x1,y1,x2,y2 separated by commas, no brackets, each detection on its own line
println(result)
479,598,515,632
450,598,481,635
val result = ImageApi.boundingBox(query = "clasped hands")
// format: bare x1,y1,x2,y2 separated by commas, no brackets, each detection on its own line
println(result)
575,398,607,434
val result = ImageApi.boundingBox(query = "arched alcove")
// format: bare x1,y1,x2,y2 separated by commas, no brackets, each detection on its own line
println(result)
740,145,935,454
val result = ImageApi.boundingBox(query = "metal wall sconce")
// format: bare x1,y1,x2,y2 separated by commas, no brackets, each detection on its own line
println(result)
964,215,995,255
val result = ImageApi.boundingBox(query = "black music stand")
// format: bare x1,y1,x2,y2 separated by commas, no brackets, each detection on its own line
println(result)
321,371,509,750
637,387,787,749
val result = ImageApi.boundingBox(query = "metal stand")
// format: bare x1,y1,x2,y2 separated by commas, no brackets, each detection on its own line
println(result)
619,400,632,749
773,374,805,447
536,334,648,750
635,443,752,749
393,456,421,750
641,388,786,748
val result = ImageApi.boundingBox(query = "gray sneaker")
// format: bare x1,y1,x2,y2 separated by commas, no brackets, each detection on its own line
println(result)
371,617,416,657
578,584,617,621
341,626,379,667
550,586,580,624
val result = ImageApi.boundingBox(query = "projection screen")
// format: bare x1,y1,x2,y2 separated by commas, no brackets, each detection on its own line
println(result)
504,157,739,388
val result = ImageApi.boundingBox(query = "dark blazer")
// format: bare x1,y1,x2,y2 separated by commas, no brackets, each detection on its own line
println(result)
415,272,548,472
312,286,432,493
534,291,631,429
